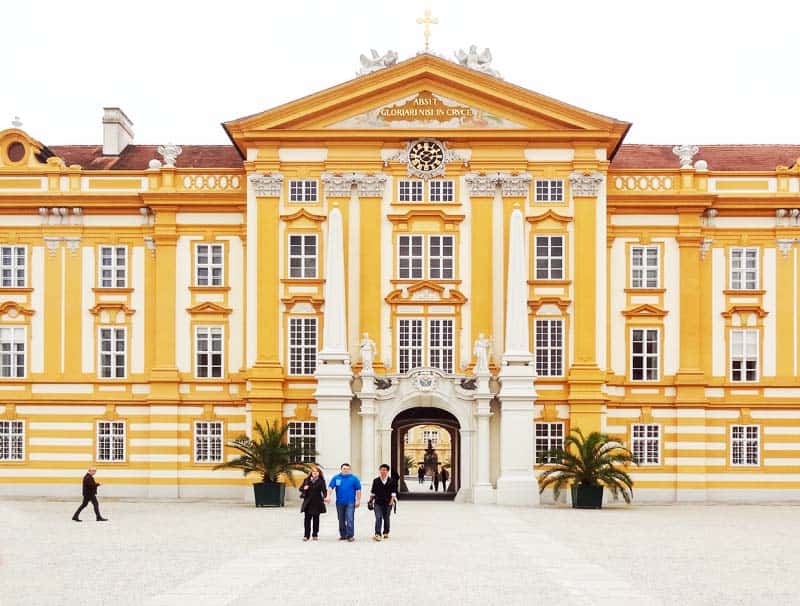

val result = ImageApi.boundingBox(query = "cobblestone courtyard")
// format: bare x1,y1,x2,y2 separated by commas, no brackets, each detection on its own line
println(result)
1,498,796,606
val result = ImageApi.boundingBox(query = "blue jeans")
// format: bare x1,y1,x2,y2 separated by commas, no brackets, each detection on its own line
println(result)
336,503,355,538
374,503,391,536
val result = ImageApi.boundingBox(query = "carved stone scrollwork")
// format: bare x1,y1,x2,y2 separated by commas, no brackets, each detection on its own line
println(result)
499,173,531,197
465,173,498,196
699,238,713,260
157,143,182,167
672,145,699,169
355,173,387,198
777,239,794,259
384,140,469,179
569,172,604,197
249,173,284,197
321,173,356,197
465,172,530,197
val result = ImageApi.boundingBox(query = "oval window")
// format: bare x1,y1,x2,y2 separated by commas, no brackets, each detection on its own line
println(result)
7,142,25,163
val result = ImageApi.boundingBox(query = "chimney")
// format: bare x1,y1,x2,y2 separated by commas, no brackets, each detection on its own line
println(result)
102,107,134,156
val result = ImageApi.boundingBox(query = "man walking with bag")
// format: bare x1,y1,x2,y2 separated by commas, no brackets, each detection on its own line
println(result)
72,467,108,522
369,464,397,541
326,463,362,542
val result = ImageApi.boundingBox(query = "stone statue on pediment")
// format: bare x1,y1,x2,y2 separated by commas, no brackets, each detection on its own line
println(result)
473,333,492,373
357,49,399,75
455,45,501,78
360,332,376,374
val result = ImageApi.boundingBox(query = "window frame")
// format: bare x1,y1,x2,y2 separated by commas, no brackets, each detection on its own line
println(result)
631,423,661,466
535,422,564,464
730,424,760,467
630,245,660,289
729,247,759,290
287,420,317,463
96,420,126,463
428,179,455,203
428,318,454,374
397,234,425,280
534,235,565,280
288,317,318,376
97,245,128,289
97,326,127,379
289,179,319,203
193,420,224,464
0,419,25,461
428,235,455,280
398,318,424,374
422,429,440,445
534,319,564,378
630,327,660,382
194,325,224,379
534,179,564,203
0,245,26,288
194,242,225,287
288,233,318,279
0,325,26,379
730,328,759,383
398,179,424,202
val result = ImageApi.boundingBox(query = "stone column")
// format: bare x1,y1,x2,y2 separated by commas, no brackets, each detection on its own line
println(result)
567,172,606,433
497,204,539,506
472,373,495,503
247,174,285,429
378,428,392,470
456,427,474,503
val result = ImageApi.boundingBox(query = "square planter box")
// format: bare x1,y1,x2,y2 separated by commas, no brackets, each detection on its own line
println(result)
253,482,286,507
571,484,603,509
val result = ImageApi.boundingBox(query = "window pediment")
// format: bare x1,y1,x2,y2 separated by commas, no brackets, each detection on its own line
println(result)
386,280,466,306
621,304,668,317
186,301,232,316
0,301,35,319
280,208,326,224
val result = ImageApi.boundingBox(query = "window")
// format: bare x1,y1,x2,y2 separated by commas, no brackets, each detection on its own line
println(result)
429,180,455,202
0,326,25,378
288,421,316,463
98,246,127,288
428,319,454,373
96,421,125,462
731,329,758,382
399,179,424,202
0,420,25,461
289,318,317,375
195,243,224,286
428,236,454,279
398,319,423,374
731,425,759,466
535,319,563,377
398,235,424,279
194,421,223,463
535,422,564,464
730,248,758,290
422,429,439,445
0,246,26,288
98,327,126,379
631,424,660,465
631,328,659,381
195,326,223,378
289,179,318,203
631,246,659,289
288,235,317,279
535,179,564,202
534,235,564,280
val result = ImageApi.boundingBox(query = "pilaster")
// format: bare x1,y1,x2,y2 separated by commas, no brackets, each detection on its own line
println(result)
472,372,496,503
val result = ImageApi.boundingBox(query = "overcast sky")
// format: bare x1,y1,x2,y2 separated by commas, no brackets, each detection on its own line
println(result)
4,0,799,146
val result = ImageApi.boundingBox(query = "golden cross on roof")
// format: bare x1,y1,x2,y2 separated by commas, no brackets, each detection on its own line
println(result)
416,6,438,52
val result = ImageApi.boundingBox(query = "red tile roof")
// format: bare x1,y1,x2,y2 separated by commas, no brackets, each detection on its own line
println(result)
612,144,800,171
49,145,242,170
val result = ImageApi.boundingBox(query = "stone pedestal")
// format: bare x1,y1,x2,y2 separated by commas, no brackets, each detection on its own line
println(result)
314,356,353,478
472,372,496,504
358,371,377,479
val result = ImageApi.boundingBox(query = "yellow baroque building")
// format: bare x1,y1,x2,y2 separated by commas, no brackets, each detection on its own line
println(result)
1,54,800,503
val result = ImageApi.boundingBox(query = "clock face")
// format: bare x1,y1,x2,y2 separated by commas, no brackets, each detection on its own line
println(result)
408,140,445,174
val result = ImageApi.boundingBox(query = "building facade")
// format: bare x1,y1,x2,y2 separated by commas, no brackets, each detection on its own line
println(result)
2,54,800,503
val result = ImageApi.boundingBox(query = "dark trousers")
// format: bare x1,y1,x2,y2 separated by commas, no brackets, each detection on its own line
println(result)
374,503,391,535
418,474,424,484
73,496,101,519
303,512,320,538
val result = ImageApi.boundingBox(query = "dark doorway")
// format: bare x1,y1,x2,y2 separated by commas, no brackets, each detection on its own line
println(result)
391,407,459,501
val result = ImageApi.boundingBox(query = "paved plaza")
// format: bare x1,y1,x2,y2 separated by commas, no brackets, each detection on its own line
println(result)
1,497,796,606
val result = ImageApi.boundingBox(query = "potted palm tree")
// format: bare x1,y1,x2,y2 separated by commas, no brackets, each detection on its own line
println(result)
538,428,635,509
214,420,314,507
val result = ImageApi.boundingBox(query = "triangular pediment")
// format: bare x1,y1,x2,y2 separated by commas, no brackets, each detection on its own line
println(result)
224,54,630,156
621,304,668,317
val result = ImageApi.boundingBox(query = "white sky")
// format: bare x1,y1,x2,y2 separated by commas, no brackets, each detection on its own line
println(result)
4,0,799,146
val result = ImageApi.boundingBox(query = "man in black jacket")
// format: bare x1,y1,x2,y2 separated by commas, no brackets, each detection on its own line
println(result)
72,467,108,522
369,464,397,541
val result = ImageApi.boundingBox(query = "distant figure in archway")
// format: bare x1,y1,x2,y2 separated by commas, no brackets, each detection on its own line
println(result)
441,465,450,492
417,464,425,484
433,465,441,492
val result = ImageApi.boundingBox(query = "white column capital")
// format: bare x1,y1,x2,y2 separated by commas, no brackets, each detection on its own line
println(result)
466,172,531,197
569,172,604,197
249,172,284,197
321,172,387,198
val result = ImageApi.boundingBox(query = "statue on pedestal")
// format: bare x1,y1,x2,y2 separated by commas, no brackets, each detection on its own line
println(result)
360,332,376,373
473,333,492,373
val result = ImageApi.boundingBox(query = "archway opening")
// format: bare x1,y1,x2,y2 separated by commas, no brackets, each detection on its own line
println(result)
391,407,460,501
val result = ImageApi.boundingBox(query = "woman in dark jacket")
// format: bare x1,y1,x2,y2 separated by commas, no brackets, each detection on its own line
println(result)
299,466,327,541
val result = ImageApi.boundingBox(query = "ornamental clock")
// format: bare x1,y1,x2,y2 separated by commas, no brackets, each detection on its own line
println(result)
407,139,445,175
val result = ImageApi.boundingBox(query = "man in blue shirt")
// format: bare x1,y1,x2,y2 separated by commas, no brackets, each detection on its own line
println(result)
326,462,362,541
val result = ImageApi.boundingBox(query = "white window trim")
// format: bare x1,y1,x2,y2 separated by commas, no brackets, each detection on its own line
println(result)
97,326,127,379
630,327,660,382
534,179,564,202
729,247,760,290
194,325,225,379
97,245,128,289
535,422,565,464
0,245,27,288
534,318,564,378
96,420,126,463
288,317,318,376
397,234,425,280
288,233,318,279
0,325,26,379
428,318,454,373
428,179,455,203
422,429,440,445
630,245,660,289
428,235,455,280
398,318,425,374
194,242,225,287
730,328,759,383
730,424,760,467
193,420,224,464
289,179,319,203
287,420,317,463
534,235,565,280
630,423,661,466
0,419,25,461
398,179,424,203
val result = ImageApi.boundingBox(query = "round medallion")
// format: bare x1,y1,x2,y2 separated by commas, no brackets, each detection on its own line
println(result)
408,139,445,174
